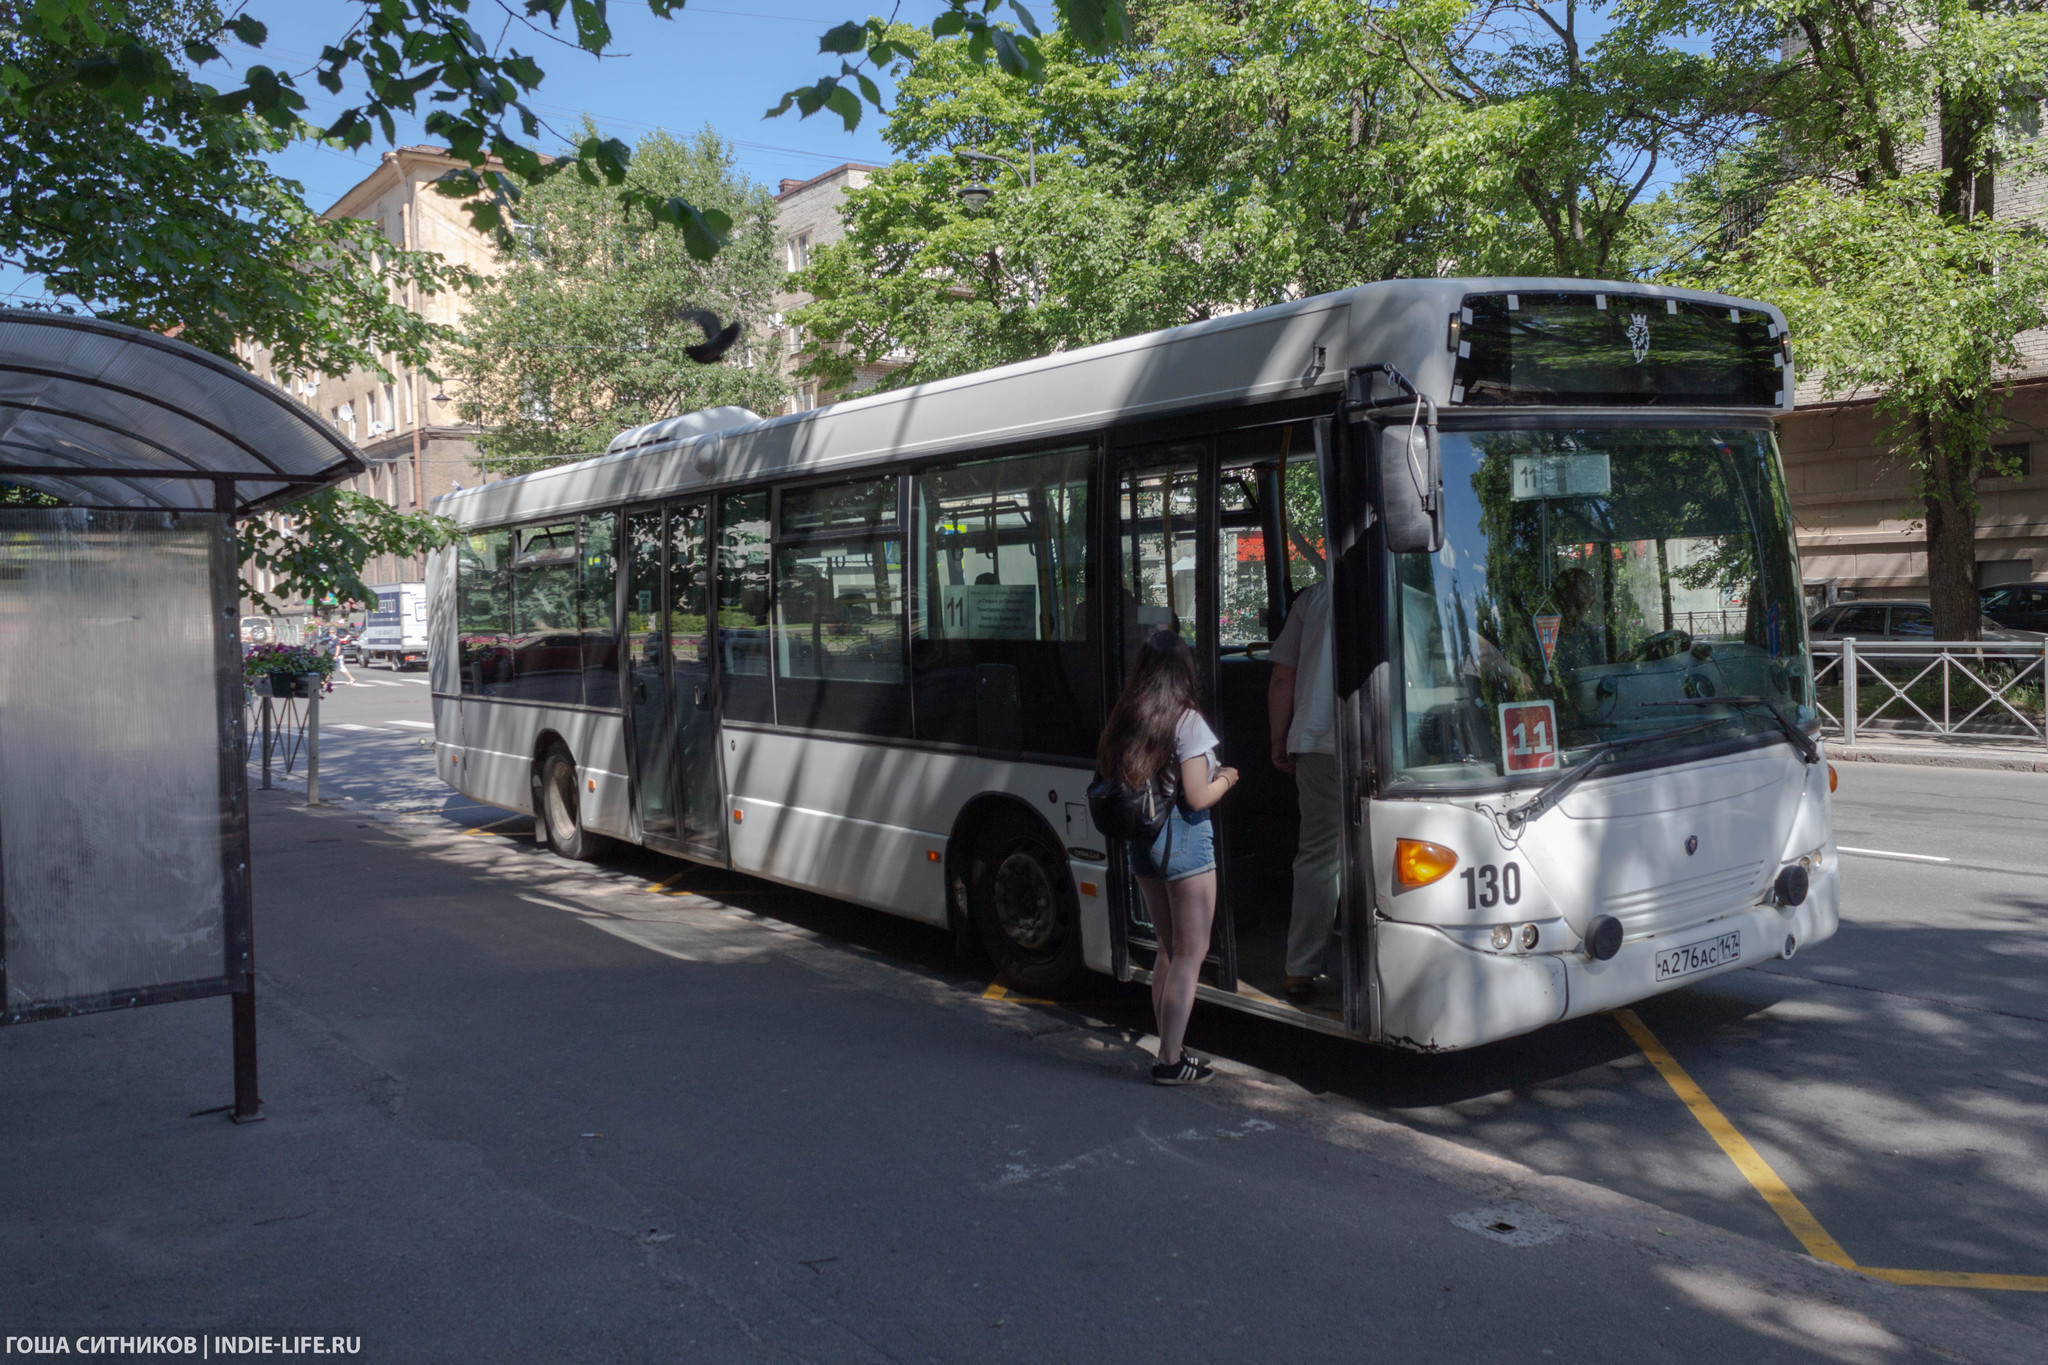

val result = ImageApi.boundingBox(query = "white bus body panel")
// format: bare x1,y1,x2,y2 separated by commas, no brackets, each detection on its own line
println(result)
724,726,1112,973
436,698,631,835
1372,743,1839,1050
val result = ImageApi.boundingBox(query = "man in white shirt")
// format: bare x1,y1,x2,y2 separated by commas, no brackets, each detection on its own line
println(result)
1267,579,1338,1003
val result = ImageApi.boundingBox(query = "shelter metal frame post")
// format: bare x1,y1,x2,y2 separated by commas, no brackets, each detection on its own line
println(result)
306,686,319,806
214,480,262,1123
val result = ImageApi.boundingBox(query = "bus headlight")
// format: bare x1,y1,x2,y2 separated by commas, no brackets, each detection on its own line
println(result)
1396,838,1459,888
1490,924,1512,950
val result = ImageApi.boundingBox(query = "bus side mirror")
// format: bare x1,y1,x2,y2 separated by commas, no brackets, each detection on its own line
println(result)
1376,420,1442,554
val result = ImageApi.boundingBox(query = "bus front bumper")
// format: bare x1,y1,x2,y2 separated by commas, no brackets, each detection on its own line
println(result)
1377,869,1839,1052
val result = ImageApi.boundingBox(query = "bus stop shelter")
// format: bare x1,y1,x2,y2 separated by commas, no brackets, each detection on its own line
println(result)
0,308,364,1120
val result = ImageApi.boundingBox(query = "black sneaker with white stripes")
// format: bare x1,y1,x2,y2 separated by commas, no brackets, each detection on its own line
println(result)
1150,1054,1214,1086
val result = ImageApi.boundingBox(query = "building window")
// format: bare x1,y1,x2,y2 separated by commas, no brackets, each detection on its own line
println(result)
1991,442,2031,478
785,231,812,273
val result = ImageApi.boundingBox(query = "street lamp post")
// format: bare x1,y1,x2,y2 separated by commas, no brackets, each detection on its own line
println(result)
954,138,1040,304
953,135,1036,206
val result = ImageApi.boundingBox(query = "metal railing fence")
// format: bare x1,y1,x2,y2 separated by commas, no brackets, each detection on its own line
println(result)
1810,637,2048,747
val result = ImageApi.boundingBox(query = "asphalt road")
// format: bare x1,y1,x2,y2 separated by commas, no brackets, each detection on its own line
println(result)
271,676,2048,1337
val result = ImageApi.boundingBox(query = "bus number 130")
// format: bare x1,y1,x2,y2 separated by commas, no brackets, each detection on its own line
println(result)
1460,862,1522,910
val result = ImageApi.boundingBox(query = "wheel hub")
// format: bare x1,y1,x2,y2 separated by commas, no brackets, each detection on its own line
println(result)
992,849,1058,951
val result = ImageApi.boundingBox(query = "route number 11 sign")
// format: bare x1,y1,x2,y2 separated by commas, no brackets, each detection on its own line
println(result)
1499,699,1560,773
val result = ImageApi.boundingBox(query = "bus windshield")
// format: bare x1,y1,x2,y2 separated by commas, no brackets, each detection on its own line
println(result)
1391,425,1812,786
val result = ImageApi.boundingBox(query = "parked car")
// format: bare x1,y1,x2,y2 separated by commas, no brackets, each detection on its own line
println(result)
1808,598,2041,641
239,615,271,644
1980,583,2048,634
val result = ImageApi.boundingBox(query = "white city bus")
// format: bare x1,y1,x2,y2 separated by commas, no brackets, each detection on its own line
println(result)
426,277,1838,1050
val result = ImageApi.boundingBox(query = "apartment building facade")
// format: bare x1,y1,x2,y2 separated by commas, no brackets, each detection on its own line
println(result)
770,162,903,411
238,146,505,597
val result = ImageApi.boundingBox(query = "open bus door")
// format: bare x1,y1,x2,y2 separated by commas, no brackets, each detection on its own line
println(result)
1329,366,1444,1038
1319,411,1381,1038
1108,439,1238,993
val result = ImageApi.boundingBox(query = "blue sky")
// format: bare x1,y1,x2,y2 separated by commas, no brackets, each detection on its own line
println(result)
2,1,943,307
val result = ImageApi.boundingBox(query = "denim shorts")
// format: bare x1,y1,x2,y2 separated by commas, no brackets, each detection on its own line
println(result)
1129,804,1216,882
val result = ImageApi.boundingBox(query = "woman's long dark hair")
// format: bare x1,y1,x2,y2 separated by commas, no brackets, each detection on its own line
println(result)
1098,630,1202,786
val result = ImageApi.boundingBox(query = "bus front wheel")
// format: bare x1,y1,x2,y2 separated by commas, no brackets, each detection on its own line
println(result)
538,746,610,862
971,810,1088,998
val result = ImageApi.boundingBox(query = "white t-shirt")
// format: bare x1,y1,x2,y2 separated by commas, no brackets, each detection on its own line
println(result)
1270,580,1335,755
1174,708,1221,778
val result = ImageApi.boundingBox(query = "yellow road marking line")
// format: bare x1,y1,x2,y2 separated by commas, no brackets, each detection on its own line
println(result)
981,982,1055,1005
645,871,691,894
464,818,530,838
1859,1267,2048,1291
1614,1008,2048,1292
1613,1008,1855,1269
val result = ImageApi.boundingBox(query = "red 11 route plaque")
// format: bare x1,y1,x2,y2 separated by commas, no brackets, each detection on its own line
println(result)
1498,699,1560,773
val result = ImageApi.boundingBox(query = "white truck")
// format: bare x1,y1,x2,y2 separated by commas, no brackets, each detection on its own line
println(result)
362,581,429,670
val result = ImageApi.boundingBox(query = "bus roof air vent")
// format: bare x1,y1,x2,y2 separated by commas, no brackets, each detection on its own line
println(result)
606,406,763,455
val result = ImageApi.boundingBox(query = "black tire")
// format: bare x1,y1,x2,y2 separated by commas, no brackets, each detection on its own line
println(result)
537,745,611,862
970,808,1089,998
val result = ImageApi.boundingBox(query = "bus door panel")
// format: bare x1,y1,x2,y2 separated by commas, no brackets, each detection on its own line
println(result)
624,508,679,849
1112,442,1236,991
1212,421,1332,1010
1321,411,1384,1038
665,501,727,863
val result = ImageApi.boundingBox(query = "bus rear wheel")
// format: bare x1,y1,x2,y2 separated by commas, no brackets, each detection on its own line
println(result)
971,810,1088,998
538,746,610,862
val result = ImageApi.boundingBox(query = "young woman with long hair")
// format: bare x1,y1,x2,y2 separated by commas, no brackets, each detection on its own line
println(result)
1098,630,1240,1084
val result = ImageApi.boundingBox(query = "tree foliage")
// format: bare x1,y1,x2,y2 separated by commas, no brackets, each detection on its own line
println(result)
794,1,1771,388
450,124,789,472
1670,0,2048,638
238,490,458,613
0,2,469,380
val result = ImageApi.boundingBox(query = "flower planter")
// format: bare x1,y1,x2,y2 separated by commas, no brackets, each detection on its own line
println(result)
260,671,322,699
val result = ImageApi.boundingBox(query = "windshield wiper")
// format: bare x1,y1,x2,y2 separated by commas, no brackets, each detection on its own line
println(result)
1642,696,1819,765
1504,721,1722,830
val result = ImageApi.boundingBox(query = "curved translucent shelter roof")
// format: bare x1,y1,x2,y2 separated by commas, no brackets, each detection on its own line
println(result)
0,308,364,513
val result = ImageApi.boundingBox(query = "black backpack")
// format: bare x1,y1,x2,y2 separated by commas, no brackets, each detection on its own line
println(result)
1086,761,1180,844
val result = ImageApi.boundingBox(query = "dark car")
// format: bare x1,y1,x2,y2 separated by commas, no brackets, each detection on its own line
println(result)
1809,598,2040,641
1980,583,2048,634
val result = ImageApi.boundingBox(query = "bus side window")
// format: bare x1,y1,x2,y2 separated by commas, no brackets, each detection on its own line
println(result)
716,491,773,724
911,447,1095,757
770,474,910,738
579,511,619,709
509,521,581,705
456,527,512,696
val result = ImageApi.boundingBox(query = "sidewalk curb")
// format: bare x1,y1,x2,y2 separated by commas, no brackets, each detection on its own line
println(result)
1830,742,2048,773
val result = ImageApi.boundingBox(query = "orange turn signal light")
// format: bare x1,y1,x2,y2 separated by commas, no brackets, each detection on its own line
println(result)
1395,838,1459,888
926,850,941,862
1827,762,1838,793
731,808,743,823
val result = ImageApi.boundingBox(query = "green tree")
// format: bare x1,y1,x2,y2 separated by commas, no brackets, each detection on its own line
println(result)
2,0,1132,606
451,124,789,472
239,491,458,613
1677,0,2048,639
794,1,1764,389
